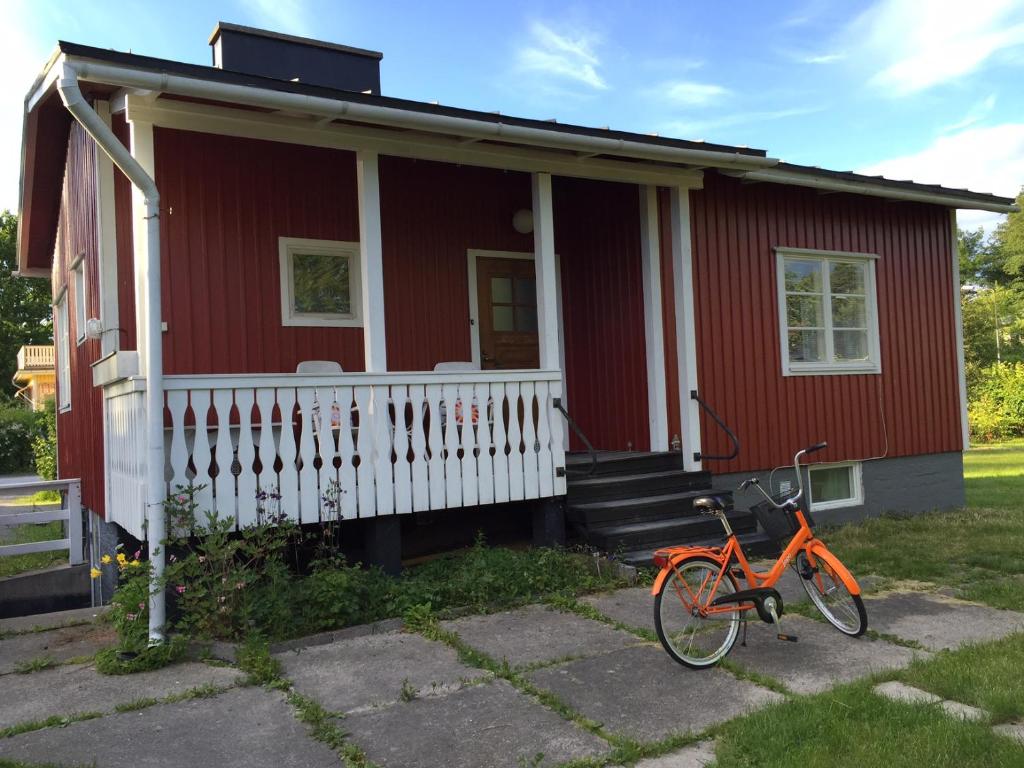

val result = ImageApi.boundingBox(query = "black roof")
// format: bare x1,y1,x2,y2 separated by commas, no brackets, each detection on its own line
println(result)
56,40,768,159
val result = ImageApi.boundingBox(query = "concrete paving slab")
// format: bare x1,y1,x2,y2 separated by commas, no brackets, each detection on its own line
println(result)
993,722,1024,745
580,587,655,632
277,631,484,714
527,644,782,742
0,686,338,768
0,622,117,674
0,660,244,729
941,700,988,722
441,604,640,667
873,681,941,705
342,679,609,768
633,740,717,767
0,605,108,634
729,617,924,694
863,592,1024,651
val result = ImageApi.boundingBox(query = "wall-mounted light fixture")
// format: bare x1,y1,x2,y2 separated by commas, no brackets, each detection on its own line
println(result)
512,208,534,234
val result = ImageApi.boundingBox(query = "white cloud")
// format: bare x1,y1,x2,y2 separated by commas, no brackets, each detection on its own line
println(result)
940,94,997,134
800,52,846,64
849,0,1024,95
516,21,607,90
661,106,826,139
657,80,730,107
243,0,314,38
859,123,1024,231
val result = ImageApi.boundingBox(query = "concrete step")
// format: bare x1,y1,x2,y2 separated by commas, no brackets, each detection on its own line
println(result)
587,511,758,552
619,530,779,567
567,488,733,527
566,469,713,503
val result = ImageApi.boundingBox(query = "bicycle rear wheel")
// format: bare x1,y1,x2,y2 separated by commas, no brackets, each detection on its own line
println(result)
654,556,741,669
797,551,867,636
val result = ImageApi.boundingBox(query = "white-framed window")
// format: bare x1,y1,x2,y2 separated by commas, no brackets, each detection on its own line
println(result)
56,289,71,412
776,248,881,375
809,462,863,511
72,255,87,345
278,237,362,327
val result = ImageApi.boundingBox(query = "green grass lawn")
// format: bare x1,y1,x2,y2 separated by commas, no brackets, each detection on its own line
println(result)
821,441,1024,611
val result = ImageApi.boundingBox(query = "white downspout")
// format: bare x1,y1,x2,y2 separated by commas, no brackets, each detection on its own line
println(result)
56,63,167,644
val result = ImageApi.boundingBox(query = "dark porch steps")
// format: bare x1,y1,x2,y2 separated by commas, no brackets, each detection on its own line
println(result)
564,451,778,566
619,530,779,568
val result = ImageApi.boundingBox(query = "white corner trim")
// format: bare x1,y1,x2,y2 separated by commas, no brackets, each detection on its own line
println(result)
128,118,155,374
670,186,701,471
94,99,120,356
639,185,668,451
776,248,882,377
950,210,970,450
278,237,363,328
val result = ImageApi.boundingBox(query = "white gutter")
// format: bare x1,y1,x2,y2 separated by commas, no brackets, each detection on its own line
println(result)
64,57,779,172
56,62,167,645
735,168,1019,214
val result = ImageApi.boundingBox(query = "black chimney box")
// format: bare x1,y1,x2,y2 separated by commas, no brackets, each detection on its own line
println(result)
209,22,382,95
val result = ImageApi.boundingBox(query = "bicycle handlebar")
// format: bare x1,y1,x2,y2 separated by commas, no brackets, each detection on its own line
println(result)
741,441,828,509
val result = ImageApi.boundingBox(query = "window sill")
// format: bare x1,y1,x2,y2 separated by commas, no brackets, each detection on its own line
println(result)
810,497,863,512
783,363,881,377
282,315,363,328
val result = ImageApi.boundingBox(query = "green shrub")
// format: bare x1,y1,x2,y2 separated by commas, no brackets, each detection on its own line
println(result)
0,401,46,474
31,397,57,479
968,362,1024,442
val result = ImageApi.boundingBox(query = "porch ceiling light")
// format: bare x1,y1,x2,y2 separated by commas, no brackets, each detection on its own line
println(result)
512,208,534,234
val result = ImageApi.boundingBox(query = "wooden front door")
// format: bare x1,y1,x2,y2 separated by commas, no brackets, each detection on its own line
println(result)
476,257,540,369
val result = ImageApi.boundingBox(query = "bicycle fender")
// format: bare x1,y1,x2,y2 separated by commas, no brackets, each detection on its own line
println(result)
804,541,862,597
650,549,728,596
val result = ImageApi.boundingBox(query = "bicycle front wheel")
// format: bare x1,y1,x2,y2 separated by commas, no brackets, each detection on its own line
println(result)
798,550,867,636
654,556,741,669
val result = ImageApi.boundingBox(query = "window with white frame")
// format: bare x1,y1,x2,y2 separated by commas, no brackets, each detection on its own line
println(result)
72,256,87,344
776,248,881,375
279,237,362,327
809,462,862,511
56,291,71,411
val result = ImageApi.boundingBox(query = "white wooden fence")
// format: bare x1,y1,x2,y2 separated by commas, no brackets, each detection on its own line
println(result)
103,370,567,537
0,478,83,564
103,379,148,539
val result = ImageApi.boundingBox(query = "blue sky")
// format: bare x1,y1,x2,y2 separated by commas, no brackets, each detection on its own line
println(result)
4,0,1023,229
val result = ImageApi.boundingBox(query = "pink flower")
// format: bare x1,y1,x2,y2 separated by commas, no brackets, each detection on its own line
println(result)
138,602,145,610
126,613,136,621
133,550,141,560
176,495,187,503
175,585,186,594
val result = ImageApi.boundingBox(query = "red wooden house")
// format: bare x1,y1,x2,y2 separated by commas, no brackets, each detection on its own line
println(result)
17,24,1019,598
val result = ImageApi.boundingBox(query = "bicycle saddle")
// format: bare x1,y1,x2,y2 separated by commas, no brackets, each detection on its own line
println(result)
693,495,728,514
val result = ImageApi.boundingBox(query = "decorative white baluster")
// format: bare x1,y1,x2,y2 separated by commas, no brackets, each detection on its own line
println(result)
491,383,509,503
373,385,394,515
235,389,258,527
336,385,358,520
521,382,539,499
535,381,554,498
190,389,214,514
276,387,299,522
442,382,462,507
458,381,478,506
476,382,494,505
255,388,277,497
506,382,524,501
296,387,319,524
315,386,341,522
166,390,190,493
212,389,236,526
354,386,376,516
408,384,429,512
425,384,445,509
391,385,412,514
550,378,568,495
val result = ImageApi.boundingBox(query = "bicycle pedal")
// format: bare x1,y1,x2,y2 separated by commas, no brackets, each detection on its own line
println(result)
776,634,798,642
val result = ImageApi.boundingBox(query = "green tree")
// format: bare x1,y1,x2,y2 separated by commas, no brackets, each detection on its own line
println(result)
959,226,1009,286
995,188,1024,277
0,211,53,399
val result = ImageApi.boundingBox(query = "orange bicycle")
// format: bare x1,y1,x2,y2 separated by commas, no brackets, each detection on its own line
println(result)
651,442,867,669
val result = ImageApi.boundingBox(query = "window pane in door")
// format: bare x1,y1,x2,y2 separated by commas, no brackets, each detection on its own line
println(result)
788,329,824,362
830,262,866,295
493,306,514,331
834,330,869,360
514,277,536,303
515,305,538,332
293,252,350,314
491,277,513,303
785,260,822,292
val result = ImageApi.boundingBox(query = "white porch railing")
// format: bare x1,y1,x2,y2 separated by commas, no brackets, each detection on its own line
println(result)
103,370,567,537
16,345,55,371
104,379,148,538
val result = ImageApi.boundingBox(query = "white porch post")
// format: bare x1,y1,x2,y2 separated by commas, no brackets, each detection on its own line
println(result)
670,186,702,471
94,100,119,357
532,172,561,371
640,185,669,451
357,150,388,372
128,119,155,372
951,210,970,450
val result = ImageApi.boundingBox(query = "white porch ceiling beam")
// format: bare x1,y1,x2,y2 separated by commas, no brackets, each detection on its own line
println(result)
670,187,702,472
532,173,561,372
639,185,669,451
357,150,388,372
120,96,704,189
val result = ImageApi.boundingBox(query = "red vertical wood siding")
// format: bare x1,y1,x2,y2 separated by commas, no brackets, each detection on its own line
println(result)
554,177,650,451
155,128,364,374
53,123,107,515
665,172,961,474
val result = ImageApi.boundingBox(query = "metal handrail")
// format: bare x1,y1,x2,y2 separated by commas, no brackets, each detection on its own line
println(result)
690,390,740,462
552,398,598,477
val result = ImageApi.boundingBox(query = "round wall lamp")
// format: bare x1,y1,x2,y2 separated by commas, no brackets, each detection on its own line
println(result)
512,208,534,234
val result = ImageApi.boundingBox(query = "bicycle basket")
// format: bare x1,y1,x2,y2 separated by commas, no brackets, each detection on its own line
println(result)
750,491,815,548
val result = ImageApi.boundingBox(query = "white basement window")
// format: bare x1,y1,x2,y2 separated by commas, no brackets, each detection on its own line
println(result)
776,248,881,375
72,255,87,344
56,290,71,412
809,462,863,511
279,237,362,327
